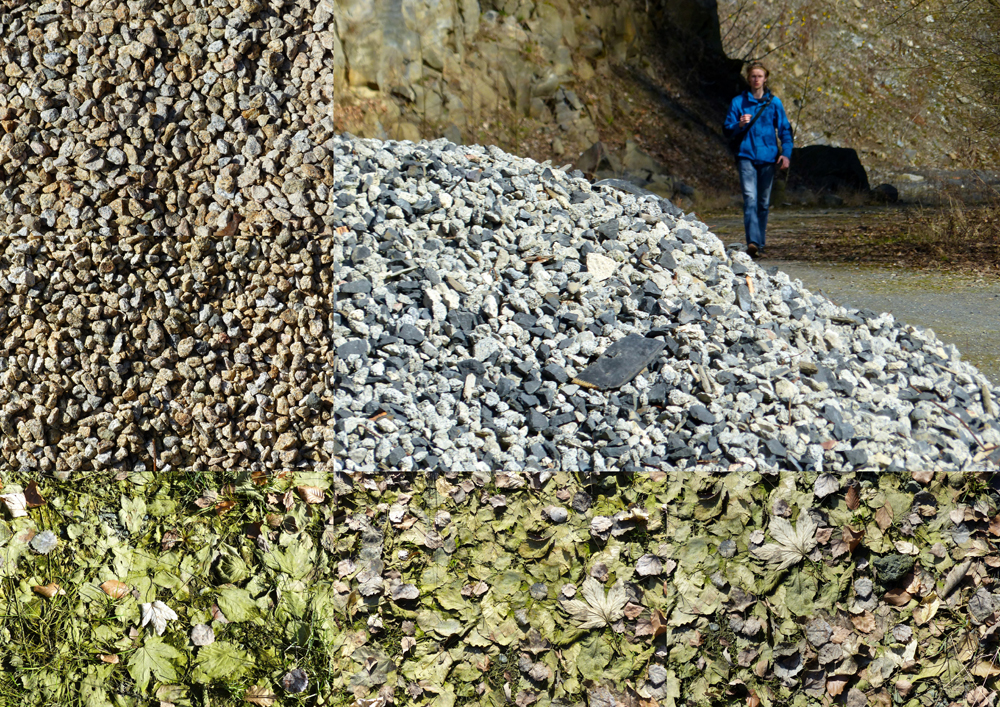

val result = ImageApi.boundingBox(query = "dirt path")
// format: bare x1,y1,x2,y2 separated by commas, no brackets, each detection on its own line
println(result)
705,210,1000,384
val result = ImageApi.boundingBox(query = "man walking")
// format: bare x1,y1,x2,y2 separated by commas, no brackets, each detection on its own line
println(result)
724,62,794,257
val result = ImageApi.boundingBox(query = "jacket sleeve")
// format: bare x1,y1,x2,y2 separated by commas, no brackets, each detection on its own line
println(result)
724,97,741,138
774,97,794,158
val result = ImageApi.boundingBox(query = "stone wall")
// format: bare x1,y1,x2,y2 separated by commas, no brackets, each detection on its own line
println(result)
333,0,733,157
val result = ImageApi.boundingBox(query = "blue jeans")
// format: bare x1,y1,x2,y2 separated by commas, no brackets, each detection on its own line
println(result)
737,159,775,250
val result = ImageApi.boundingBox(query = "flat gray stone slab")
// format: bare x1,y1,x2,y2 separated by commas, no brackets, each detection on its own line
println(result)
572,334,665,391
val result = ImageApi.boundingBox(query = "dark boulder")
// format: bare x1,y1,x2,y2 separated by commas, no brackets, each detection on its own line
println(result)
788,145,870,193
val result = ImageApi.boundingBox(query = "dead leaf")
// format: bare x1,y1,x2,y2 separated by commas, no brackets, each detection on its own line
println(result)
873,688,892,707
972,661,1000,678
846,486,860,511
957,632,980,662
161,528,181,551
32,583,66,598
560,576,626,629
883,588,912,606
966,686,996,707
850,612,876,633
826,677,849,697
636,554,663,576
245,685,277,706
401,636,416,656
746,275,754,296
843,525,865,552
139,600,178,636
636,608,668,638
990,516,1000,537
830,626,852,644
194,489,219,508
215,499,237,516
212,604,231,623
624,601,644,620
747,692,761,707
515,691,537,707
912,471,934,485
875,502,894,532
297,486,325,504
913,593,941,625
24,480,45,508
820,440,837,451
0,492,27,518
894,540,919,555
830,539,850,558
98,654,119,664
100,580,129,599
354,697,387,707
752,513,818,570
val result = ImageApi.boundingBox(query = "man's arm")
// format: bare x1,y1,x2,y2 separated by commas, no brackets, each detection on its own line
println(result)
723,98,741,137
775,97,794,168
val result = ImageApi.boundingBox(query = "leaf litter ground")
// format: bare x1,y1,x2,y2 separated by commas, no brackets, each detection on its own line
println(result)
3,472,1000,707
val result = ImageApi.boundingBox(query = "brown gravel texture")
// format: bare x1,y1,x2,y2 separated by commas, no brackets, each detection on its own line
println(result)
0,0,336,472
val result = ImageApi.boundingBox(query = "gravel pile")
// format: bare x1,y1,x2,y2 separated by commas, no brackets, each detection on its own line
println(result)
0,0,337,472
333,135,1000,472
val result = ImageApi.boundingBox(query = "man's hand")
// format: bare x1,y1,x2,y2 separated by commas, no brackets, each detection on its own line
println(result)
777,156,790,170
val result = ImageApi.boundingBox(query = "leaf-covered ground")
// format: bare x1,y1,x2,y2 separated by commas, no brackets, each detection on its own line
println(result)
3,472,1000,707
0,471,334,706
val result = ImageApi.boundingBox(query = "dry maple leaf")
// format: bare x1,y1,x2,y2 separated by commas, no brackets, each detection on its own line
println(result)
140,600,178,636
561,576,627,629
752,513,818,570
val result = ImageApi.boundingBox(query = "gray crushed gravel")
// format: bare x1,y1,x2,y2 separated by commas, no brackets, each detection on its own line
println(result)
333,136,1000,472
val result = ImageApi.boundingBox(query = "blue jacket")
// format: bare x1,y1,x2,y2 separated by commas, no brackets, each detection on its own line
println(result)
724,91,794,164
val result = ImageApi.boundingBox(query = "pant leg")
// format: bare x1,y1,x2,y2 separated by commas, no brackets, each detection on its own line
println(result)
737,159,760,247
755,162,776,250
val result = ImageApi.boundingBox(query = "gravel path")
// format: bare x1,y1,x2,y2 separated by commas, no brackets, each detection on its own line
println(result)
704,212,1000,384
760,261,1000,386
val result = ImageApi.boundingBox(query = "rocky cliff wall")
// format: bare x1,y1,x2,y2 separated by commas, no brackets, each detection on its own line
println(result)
333,0,739,184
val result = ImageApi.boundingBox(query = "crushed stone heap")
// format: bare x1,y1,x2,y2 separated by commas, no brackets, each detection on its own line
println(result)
332,136,1000,472
0,0,338,472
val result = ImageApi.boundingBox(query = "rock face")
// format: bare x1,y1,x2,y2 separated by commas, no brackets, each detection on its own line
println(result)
332,0,738,154
333,135,1000,472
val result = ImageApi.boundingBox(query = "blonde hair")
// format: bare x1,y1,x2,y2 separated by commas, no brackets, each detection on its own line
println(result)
746,62,770,81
